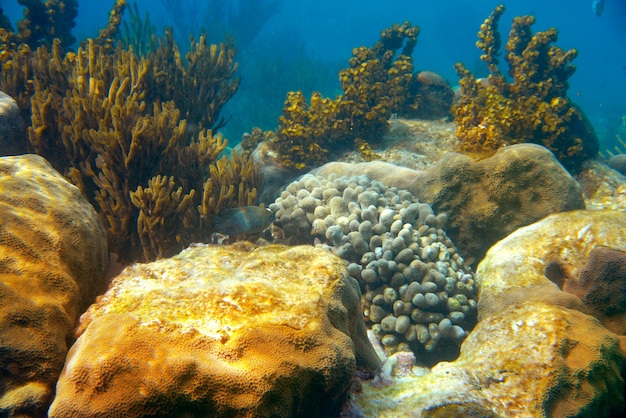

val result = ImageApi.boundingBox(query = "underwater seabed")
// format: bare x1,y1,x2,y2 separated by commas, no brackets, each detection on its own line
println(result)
0,118,624,417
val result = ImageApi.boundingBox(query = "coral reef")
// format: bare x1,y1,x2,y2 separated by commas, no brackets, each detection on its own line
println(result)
314,143,586,265
15,0,79,50
357,302,624,418
0,154,108,416
269,173,477,365
89,0,127,51
453,4,598,172
0,1,250,263
354,210,626,417
476,210,626,323
2,21,254,262
148,28,240,132
49,243,380,417
263,22,453,172
0,29,35,120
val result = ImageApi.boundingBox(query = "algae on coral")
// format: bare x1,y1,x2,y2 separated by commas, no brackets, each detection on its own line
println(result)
453,4,598,171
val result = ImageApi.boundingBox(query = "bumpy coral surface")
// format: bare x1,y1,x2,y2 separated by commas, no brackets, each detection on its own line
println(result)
357,302,624,418
563,247,626,335
49,243,379,417
0,154,108,416
476,210,626,320
270,174,477,364
314,143,586,264
477,209,626,342
355,209,625,417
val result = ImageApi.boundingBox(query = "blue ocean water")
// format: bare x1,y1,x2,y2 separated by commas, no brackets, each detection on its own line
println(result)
3,0,625,152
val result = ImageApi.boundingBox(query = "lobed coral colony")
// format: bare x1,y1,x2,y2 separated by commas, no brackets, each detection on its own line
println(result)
0,0,262,263
453,5,598,171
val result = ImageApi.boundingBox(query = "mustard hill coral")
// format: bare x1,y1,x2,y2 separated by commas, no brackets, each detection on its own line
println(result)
453,5,598,171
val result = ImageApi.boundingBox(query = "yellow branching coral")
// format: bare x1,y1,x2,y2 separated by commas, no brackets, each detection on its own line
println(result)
0,30,34,117
130,175,195,262
89,0,128,52
15,0,78,49
268,22,422,172
199,150,261,224
241,126,275,154
1,3,260,263
453,5,598,171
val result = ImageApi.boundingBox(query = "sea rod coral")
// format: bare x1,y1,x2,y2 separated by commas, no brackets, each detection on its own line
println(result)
270,173,477,365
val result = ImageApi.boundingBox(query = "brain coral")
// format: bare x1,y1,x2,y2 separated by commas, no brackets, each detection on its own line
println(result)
49,243,379,417
270,173,477,365
0,154,108,416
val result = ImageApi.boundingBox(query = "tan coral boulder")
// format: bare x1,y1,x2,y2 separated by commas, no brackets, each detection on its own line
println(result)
355,210,625,417
476,210,626,323
0,91,26,156
0,154,108,416
49,243,380,417
315,143,585,264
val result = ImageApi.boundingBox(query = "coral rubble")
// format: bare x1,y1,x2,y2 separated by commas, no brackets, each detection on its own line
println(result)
270,173,477,365
0,154,108,416
49,243,379,417
453,4,598,171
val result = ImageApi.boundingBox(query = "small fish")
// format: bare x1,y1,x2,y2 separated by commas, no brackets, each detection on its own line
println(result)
212,206,276,236
592,0,604,17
